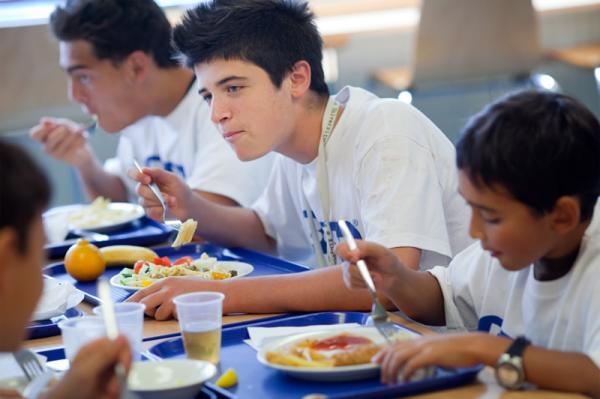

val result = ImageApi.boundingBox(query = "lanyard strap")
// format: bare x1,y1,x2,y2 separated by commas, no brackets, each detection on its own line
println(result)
301,96,341,267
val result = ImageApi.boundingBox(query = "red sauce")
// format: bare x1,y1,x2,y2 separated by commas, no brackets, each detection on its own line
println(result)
310,334,372,351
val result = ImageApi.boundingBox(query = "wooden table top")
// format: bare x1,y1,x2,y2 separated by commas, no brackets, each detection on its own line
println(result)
24,304,586,399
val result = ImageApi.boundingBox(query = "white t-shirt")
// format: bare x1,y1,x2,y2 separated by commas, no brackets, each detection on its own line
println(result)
429,200,600,367
104,84,273,206
252,86,473,269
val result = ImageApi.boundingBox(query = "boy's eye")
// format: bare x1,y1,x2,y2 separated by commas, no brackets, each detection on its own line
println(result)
76,74,91,85
482,216,501,224
202,93,213,104
226,85,242,93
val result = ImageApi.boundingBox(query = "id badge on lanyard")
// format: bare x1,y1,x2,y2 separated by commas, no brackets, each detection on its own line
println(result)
301,97,341,267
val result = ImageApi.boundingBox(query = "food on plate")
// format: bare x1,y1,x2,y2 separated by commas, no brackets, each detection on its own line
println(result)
99,245,158,266
116,252,238,288
265,333,382,368
64,239,106,282
68,196,139,229
171,218,198,248
215,368,238,388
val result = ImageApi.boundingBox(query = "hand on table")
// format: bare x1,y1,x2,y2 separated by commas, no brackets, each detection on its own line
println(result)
127,277,222,320
374,332,493,384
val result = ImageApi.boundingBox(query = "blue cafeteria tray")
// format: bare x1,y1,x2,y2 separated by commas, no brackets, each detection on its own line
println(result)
146,312,482,399
45,216,173,259
27,307,84,340
44,243,309,305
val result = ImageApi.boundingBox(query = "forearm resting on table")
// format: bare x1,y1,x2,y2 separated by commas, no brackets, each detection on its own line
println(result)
222,265,382,314
471,334,600,397
524,346,600,397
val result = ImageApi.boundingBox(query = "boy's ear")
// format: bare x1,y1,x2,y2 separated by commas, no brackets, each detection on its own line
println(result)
288,60,312,98
0,227,19,291
125,50,151,84
550,196,581,235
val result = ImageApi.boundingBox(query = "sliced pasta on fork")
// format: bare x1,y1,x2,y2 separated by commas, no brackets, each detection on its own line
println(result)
171,218,198,248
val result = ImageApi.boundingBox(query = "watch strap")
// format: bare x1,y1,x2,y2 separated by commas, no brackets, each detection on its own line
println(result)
506,336,531,358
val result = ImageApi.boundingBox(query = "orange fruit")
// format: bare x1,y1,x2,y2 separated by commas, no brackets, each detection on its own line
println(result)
64,239,106,282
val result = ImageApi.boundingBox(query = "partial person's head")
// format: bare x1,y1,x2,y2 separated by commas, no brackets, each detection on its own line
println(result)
0,141,50,350
456,90,600,270
173,0,329,160
50,0,178,132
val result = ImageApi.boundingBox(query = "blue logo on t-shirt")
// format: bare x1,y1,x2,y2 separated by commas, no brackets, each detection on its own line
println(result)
301,211,362,256
478,315,510,338
145,156,186,179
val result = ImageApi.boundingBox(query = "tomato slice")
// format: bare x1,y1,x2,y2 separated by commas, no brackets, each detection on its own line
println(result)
133,260,146,274
173,256,193,266
153,256,172,267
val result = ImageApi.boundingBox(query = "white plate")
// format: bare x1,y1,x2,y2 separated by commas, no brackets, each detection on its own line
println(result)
44,203,145,233
110,260,254,292
257,326,392,382
128,359,216,399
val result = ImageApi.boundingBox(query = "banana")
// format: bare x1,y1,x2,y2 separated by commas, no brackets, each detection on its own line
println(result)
99,245,158,267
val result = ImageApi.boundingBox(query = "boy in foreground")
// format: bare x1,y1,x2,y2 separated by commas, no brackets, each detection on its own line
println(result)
0,140,130,399
338,91,600,396
129,0,472,319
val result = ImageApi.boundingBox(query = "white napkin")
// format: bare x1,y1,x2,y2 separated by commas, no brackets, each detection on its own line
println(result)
43,210,71,244
31,279,85,321
244,323,361,350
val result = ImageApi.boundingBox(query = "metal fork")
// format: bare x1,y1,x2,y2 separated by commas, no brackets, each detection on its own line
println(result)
14,348,54,399
338,220,395,344
13,349,45,381
132,160,179,231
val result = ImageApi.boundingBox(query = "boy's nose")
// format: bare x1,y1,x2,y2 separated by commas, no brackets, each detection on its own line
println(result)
210,98,232,124
468,213,485,241
68,80,86,104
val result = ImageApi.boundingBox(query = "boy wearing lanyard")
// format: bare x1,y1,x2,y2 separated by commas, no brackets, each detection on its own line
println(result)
129,0,472,319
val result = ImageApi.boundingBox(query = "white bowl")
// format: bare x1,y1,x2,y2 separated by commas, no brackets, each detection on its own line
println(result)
127,359,217,399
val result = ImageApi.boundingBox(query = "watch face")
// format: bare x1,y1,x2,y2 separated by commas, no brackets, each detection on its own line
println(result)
496,363,520,388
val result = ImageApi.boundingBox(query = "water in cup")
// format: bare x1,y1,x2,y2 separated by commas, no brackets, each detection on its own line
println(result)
173,291,225,365
181,321,221,364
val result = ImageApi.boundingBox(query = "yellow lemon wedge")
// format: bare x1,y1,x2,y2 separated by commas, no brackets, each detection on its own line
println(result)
215,368,238,388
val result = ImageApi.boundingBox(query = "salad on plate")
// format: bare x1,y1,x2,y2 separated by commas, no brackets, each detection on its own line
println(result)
113,253,252,290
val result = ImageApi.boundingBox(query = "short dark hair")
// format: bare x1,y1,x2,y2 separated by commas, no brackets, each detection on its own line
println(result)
457,90,600,221
0,141,50,253
173,0,329,96
50,0,178,68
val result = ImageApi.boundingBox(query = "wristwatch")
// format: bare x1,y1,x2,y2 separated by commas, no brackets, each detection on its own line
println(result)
495,335,531,390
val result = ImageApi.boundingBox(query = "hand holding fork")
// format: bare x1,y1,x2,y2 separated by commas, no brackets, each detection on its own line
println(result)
132,160,181,231
338,220,398,344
